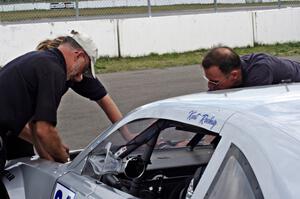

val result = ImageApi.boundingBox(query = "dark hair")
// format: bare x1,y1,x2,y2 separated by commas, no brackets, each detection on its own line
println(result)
202,46,241,74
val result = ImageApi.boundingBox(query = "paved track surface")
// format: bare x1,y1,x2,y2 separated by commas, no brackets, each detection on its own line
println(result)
58,65,206,149
58,56,300,149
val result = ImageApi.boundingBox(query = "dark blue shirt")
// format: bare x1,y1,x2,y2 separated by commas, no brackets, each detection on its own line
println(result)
240,53,300,87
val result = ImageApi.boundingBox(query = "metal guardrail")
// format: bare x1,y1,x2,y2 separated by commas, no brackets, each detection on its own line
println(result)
0,0,300,22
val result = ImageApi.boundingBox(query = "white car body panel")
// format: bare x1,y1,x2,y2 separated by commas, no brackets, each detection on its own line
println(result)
4,83,300,199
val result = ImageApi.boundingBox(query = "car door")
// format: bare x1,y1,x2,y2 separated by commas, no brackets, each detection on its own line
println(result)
53,172,137,199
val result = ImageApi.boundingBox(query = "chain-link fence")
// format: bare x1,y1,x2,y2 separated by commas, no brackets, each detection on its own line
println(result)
0,0,300,22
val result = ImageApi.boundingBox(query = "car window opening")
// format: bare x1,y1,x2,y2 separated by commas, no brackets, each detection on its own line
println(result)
81,118,221,199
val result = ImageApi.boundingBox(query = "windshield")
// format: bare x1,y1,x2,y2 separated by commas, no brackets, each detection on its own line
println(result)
91,118,157,155
82,119,157,176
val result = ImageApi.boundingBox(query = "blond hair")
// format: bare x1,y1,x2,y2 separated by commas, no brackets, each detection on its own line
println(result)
36,36,65,51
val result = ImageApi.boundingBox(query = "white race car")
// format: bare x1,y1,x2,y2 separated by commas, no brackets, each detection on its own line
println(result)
3,83,300,199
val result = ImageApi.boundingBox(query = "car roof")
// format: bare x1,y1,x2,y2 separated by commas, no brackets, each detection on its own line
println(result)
125,83,300,198
124,83,300,141
70,83,300,198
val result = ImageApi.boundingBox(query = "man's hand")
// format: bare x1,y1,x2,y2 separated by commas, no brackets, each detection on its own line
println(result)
63,143,70,155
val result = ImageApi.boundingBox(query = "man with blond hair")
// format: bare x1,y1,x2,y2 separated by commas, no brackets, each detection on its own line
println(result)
5,32,126,162
0,31,101,175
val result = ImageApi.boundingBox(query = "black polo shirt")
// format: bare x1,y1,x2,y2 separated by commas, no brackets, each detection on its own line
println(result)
0,49,67,136
66,76,107,102
0,48,107,136
240,53,300,87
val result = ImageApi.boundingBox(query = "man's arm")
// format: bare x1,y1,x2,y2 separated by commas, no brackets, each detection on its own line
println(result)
96,94,123,123
30,121,69,163
96,94,136,140
18,122,53,161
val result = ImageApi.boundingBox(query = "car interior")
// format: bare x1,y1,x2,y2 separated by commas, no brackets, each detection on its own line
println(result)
82,119,221,199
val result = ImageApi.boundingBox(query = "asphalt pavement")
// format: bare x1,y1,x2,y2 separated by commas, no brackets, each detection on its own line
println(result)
58,65,207,149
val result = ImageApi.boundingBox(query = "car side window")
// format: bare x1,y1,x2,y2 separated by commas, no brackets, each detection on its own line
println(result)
204,144,263,199
155,127,195,149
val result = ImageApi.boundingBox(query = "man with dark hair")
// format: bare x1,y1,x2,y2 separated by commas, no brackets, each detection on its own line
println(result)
201,46,300,91
0,32,101,174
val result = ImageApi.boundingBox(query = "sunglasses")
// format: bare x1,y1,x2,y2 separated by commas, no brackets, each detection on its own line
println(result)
202,75,221,86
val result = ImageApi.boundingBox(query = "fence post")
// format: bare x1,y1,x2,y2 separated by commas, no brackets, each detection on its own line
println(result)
147,0,152,17
75,0,79,20
214,0,217,12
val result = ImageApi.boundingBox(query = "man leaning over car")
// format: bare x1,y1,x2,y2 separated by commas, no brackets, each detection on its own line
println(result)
0,32,101,197
201,46,300,91
199,46,300,145
5,32,128,162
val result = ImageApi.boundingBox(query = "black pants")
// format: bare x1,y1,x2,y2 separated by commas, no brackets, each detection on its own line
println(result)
0,130,31,199
6,136,34,160
0,133,9,199
0,180,9,199
0,133,34,166
0,134,7,173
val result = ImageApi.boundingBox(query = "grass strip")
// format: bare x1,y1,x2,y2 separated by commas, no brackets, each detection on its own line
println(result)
95,42,300,73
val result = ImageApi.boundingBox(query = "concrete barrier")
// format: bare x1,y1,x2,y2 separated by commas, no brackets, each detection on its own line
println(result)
254,7,300,44
118,12,254,57
0,19,118,65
